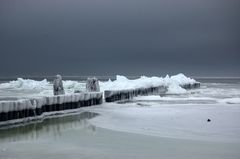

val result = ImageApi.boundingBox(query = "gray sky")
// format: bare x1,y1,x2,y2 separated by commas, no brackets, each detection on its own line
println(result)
0,0,239,77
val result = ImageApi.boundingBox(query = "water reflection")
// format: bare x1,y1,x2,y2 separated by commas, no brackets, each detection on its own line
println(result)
0,111,99,143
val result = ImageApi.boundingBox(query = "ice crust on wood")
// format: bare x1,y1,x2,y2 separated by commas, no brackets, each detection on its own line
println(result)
53,75,65,95
86,77,100,92
105,86,167,102
0,92,102,113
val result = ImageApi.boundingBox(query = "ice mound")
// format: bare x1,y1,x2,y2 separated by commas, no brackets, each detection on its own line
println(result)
0,78,51,90
100,73,197,94
170,73,196,85
63,80,85,92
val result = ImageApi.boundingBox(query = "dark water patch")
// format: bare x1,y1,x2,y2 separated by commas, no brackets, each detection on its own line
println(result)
0,111,99,143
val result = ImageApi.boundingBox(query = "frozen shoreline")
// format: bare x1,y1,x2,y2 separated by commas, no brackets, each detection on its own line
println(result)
0,112,240,159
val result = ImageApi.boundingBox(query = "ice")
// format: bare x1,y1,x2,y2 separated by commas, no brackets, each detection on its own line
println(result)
219,98,240,104
167,83,186,94
170,73,196,85
87,102,240,143
53,75,65,95
0,78,50,90
134,95,215,101
63,80,85,92
0,73,197,99
86,77,100,92
100,73,197,94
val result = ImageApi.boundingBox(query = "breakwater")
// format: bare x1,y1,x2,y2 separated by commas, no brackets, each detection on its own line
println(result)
0,92,102,124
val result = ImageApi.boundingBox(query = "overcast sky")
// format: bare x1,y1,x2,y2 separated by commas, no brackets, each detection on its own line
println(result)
0,0,239,77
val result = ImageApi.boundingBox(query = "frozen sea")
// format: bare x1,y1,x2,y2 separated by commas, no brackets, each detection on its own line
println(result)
0,76,240,159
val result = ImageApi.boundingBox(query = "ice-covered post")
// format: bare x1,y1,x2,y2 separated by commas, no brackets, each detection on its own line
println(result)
53,75,65,95
86,77,100,92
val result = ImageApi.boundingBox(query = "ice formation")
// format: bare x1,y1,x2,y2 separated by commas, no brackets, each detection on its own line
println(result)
100,73,198,94
53,75,65,95
0,78,50,90
0,73,199,96
86,77,100,92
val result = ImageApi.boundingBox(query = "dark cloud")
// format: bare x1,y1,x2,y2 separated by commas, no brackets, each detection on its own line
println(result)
0,0,239,77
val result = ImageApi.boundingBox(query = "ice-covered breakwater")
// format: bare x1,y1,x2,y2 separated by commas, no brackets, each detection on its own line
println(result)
0,73,199,96
0,73,200,124
180,82,200,89
105,86,167,102
0,92,103,124
103,74,200,102
104,82,200,102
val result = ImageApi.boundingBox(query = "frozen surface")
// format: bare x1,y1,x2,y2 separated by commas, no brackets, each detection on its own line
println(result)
0,106,240,159
87,102,240,143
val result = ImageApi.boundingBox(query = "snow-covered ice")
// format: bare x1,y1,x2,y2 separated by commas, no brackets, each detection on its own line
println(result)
0,73,197,100
99,73,196,94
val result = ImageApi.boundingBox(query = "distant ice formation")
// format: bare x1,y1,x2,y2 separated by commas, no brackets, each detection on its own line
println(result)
0,73,197,96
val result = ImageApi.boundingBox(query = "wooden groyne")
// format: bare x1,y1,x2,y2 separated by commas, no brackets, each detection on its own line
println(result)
105,86,167,102
0,92,102,123
105,82,201,102
180,82,200,89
